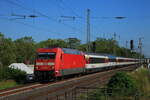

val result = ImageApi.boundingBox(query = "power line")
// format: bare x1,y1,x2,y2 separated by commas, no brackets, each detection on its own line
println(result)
54,0,85,27
49,0,65,15
91,16,126,20
57,0,82,18
0,16,68,37
48,0,85,32
3,0,83,33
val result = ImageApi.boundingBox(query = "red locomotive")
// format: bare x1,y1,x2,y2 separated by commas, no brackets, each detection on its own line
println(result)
34,47,139,81
34,48,86,80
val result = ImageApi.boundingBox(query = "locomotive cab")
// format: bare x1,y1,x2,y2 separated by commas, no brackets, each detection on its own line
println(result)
34,48,58,81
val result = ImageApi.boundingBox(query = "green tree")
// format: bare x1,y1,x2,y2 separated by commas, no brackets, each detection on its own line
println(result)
14,36,36,64
37,39,68,48
0,33,16,66
65,38,81,49
77,44,87,52
94,38,117,54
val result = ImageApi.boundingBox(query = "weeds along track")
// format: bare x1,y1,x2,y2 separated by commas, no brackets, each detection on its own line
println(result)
0,65,137,100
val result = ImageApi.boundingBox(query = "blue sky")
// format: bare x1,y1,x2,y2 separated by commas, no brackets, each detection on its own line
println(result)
0,0,150,57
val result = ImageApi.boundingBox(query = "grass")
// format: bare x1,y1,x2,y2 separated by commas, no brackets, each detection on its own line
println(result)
129,67,150,93
129,67,150,98
0,80,18,90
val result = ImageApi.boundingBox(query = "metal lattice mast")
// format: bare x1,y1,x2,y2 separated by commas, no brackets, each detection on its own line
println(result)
86,9,90,52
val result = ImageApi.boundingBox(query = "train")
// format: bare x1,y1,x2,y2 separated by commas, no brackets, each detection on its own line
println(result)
34,47,139,81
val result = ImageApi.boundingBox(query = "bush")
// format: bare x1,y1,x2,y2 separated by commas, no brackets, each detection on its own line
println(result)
0,67,26,83
130,68,150,93
107,72,138,96
9,68,26,83
0,67,10,80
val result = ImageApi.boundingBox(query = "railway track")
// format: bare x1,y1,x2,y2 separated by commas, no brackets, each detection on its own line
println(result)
0,83,41,97
0,78,74,97
0,65,137,100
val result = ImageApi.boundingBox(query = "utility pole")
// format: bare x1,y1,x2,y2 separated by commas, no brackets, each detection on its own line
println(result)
113,33,116,55
86,9,91,52
126,40,128,57
138,38,143,65
0,32,2,44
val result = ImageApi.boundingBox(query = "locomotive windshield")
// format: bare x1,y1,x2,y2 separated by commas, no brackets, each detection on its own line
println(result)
37,52,56,59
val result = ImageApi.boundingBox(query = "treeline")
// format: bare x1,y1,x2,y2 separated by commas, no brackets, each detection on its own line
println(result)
0,33,141,67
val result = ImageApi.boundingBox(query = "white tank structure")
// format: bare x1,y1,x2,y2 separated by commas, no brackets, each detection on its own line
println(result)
8,63,34,81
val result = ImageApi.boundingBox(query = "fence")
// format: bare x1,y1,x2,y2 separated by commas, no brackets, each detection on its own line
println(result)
72,87,150,100
54,87,150,100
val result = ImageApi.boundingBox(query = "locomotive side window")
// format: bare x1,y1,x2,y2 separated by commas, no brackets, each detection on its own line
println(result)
38,53,56,59
62,48,81,55
89,57,105,63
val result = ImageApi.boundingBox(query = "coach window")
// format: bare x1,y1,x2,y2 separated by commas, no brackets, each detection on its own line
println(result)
89,57,105,63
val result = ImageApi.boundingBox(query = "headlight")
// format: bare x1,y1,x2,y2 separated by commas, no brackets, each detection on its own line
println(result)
36,62,43,65
36,62,54,66
48,62,54,65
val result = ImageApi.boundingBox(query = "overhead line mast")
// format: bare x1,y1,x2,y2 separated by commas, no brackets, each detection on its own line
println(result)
138,37,143,64
86,9,91,52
